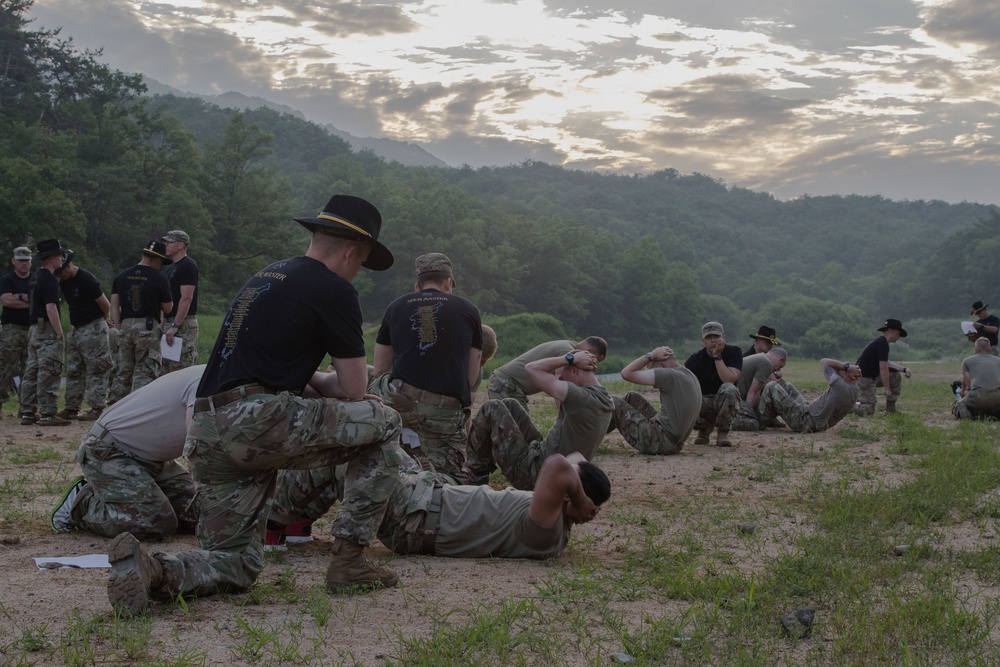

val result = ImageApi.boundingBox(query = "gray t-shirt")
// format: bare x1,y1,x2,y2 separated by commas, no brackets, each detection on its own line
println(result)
435,485,570,559
963,354,1000,390
653,367,702,444
737,354,774,400
492,340,575,395
543,383,614,460
97,365,204,463
807,375,859,431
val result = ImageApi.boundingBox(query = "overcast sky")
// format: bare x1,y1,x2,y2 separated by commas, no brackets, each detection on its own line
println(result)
29,0,1000,204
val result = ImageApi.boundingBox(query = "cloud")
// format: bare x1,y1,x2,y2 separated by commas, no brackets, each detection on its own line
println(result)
922,0,1000,55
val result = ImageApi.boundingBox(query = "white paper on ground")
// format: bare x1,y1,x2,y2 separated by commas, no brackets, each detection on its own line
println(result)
160,335,183,362
34,554,111,569
401,428,421,449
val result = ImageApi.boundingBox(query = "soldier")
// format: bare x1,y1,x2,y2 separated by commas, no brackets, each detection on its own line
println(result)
268,451,609,559
161,230,199,371
487,336,608,409
0,246,33,413
106,194,402,616
55,252,113,421
855,318,911,415
953,337,1000,420
684,321,742,446
50,365,203,538
759,358,862,433
613,346,701,455
19,240,69,426
969,302,999,355
732,348,788,431
372,253,483,479
465,348,613,490
744,325,781,357
108,241,173,403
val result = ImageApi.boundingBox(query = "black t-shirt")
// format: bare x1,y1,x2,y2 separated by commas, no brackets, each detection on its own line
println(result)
198,256,366,397
165,255,199,318
743,345,758,357
977,315,1000,347
684,344,743,395
29,269,61,323
112,264,171,320
60,269,105,327
0,270,33,325
856,336,890,379
376,288,483,406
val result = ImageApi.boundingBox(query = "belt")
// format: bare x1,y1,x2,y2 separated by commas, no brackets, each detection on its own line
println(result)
421,484,444,555
3,323,29,330
193,384,275,414
395,380,462,409
88,423,118,446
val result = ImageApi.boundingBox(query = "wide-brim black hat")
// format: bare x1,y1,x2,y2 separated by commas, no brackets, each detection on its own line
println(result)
749,325,781,346
34,238,69,260
54,250,76,275
294,195,393,271
877,318,908,337
971,301,989,315
141,240,172,265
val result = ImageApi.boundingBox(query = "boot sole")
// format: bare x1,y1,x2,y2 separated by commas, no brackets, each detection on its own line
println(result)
107,534,151,615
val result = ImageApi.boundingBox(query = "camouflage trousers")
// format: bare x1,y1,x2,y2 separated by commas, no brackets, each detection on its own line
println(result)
371,374,469,480
732,381,802,431
486,370,529,410
20,323,63,416
612,393,684,455
953,386,1000,420
0,324,29,403
150,393,403,598
162,318,199,374
759,381,814,432
64,319,112,412
72,429,198,539
108,319,163,404
856,371,901,415
694,383,740,433
467,398,546,490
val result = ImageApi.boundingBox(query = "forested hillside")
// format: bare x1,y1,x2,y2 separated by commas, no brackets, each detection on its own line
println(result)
2,0,997,358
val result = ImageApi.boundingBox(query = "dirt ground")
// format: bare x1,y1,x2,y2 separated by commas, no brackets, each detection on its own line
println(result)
0,361,978,665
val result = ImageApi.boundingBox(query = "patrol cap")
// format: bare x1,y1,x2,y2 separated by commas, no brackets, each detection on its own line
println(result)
12,246,31,260
415,253,455,285
161,230,190,245
702,321,725,337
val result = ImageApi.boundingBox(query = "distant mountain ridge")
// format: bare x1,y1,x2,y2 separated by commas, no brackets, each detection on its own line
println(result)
140,77,448,169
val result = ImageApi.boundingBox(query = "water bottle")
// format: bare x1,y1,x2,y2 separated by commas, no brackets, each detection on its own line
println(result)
955,386,962,400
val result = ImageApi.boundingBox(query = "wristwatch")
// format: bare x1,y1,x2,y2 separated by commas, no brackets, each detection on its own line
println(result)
565,353,575,366
644,353,653,361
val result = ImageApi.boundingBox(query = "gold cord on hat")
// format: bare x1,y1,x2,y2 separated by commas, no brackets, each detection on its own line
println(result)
317,213,372,238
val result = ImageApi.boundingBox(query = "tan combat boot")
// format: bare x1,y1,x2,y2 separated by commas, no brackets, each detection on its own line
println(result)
716,430,733,447
693,425,712,445
326,538,399,593
108,533,164,615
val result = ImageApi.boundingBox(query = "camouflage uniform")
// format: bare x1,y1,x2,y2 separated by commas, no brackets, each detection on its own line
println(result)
108,318,162,403
953,387,1000,420
371,374,468,479
149,393,403,598
732,380,803,431
486,370,529,408
72,428,198,538
613,393,685,455
760,382,812,432
19,323,63,417
64,319,112,412
467,398,547,490
0,324,29,404
162,318,198,374
855,371,901,416
694,383,740,433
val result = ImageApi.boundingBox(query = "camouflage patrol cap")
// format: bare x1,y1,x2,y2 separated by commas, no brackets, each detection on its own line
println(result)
12,246,31,260
415,253,453,277
701,321,725,337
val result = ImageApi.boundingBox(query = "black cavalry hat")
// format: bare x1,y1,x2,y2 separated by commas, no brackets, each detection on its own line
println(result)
33,238,68,261
748,325,781,346
877,318,908,337
971,301,989,315
141,240,172,265
294,195,393,271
